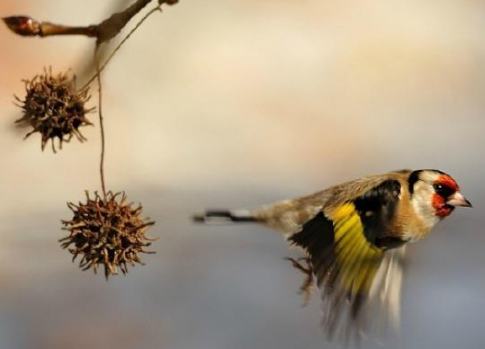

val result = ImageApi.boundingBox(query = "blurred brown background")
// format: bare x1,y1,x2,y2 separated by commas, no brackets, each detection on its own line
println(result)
0,1,484,348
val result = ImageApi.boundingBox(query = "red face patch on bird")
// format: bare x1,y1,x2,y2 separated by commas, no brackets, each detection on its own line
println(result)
435,175,459,193
432,175,459,217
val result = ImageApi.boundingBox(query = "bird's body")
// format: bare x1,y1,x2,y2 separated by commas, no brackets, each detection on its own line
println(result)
194,169,471,339
255,170,428,240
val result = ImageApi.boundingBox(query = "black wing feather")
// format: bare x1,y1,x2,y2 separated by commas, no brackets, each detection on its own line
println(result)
354,179,403,249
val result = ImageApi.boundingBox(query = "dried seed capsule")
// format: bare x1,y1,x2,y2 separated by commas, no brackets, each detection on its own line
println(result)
61,191,156,279
15,68,93,152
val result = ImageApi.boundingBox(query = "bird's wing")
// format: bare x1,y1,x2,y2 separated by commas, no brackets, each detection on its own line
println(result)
288,178,404,339
318,169,410,211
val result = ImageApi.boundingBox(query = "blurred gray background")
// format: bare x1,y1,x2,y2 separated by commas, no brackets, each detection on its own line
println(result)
0,0,484,348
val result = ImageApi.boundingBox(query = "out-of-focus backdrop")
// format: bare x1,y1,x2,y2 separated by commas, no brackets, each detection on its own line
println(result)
1,1,484,348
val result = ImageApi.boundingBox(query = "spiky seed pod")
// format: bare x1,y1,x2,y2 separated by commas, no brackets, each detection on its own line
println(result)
60,191,156,279
15,68,93,152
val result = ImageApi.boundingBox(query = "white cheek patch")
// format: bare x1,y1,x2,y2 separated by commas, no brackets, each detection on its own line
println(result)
411,191,440,230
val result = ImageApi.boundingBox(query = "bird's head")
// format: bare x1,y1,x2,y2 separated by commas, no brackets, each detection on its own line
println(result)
409,169,471,225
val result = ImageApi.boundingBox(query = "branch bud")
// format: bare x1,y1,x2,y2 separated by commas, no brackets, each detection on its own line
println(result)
3,16,41,36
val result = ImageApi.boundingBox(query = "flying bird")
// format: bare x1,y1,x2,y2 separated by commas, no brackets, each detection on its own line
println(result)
194,169,471,339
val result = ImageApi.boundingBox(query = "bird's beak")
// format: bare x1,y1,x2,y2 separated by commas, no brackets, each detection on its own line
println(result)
447,192,472,207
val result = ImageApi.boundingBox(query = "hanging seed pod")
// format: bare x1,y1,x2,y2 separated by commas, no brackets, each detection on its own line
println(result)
60,191,156,280
15,68,93,152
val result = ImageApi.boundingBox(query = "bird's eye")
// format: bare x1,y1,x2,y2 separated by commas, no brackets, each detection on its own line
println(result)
433,183,454,197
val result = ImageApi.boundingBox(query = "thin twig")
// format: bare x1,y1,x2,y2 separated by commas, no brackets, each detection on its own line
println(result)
81,4,163,90
95,48,107,200
90,2,165,197
2,0,178,40
2,16,97,37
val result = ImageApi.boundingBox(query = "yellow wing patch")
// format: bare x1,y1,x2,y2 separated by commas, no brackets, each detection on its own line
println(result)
329,203,383,299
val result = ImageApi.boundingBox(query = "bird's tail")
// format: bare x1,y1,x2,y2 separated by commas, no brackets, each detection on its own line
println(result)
193,209,259,224
193,199,314,235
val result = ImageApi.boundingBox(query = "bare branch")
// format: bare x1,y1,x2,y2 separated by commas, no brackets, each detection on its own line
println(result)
2,0,179,44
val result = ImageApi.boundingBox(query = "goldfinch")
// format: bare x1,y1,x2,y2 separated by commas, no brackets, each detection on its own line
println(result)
194,169,471,339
